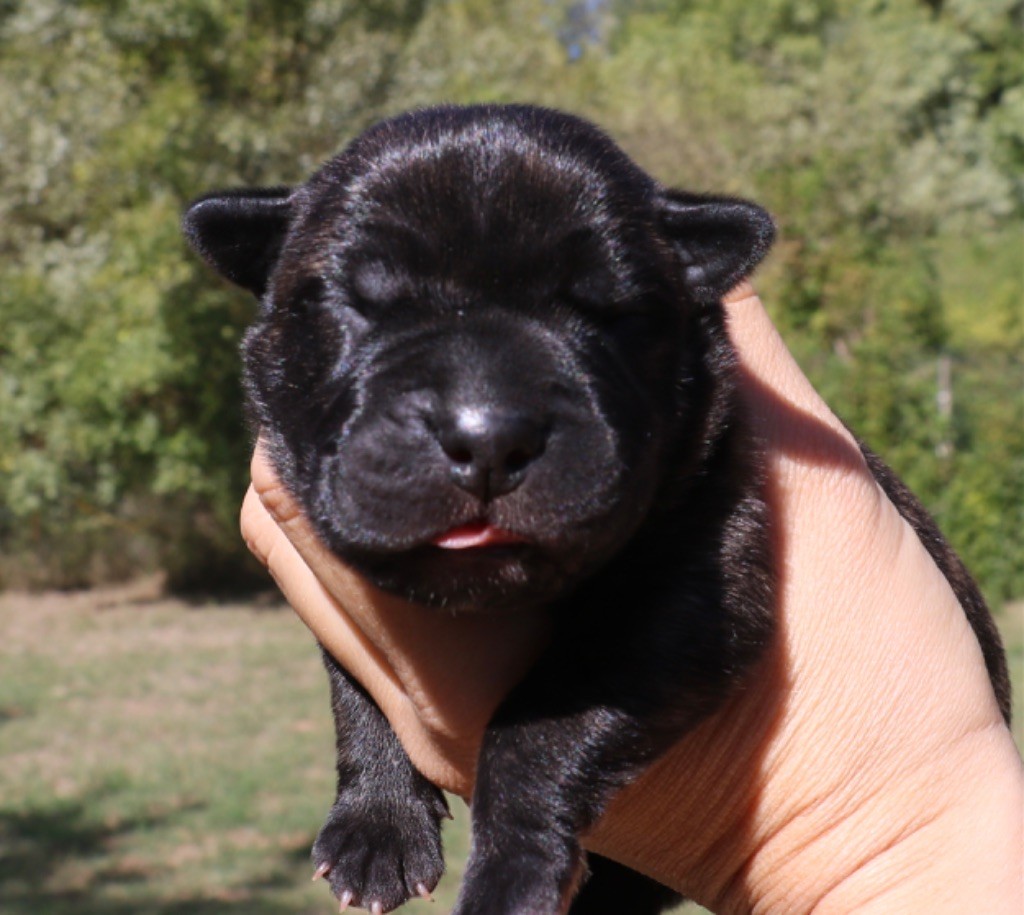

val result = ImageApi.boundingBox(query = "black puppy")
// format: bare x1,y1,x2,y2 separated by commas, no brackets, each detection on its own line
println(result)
183,105,1010,915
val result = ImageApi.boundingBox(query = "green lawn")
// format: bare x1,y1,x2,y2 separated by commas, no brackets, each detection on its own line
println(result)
1,583,1018,914
0,582,472,915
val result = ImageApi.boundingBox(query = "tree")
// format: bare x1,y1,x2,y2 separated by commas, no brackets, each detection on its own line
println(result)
0,0,432,587
1,0,1019,600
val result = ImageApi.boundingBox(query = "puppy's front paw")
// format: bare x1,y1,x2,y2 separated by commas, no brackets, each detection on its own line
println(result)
452,844,584,915
312,789,447,913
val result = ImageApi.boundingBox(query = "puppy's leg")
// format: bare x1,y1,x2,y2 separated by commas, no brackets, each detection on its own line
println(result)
569,854,682,915
453,565,771,915
452,678,681,915
313,648,448,912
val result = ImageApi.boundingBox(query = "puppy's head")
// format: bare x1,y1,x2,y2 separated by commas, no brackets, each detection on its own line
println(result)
184,105,773,610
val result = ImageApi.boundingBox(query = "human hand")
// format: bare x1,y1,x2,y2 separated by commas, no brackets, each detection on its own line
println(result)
241,284,1021,912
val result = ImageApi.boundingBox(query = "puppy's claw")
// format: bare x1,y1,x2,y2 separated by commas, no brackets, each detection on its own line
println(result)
415,882,433,901
312,861,331,881
337,889,353,912
370,902,383,915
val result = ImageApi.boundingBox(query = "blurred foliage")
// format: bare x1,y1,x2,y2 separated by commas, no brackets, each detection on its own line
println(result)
0,0,1020,600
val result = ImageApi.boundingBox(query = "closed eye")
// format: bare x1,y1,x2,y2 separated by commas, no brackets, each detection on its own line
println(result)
559,287,653,324
350,259,411,307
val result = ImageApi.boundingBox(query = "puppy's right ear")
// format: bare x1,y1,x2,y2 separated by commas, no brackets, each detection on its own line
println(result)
182,188,293,297
655,190,775,303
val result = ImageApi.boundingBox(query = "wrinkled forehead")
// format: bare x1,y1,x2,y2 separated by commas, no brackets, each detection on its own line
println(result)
349,135,613,233
289,127,656,300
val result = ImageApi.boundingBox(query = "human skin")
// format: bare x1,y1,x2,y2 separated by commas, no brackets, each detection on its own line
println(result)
240,285,1022,913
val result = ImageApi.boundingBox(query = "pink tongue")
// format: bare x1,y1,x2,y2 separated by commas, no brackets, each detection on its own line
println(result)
432,522,526,549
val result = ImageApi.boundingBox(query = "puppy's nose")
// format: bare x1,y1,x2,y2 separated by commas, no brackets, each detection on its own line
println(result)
435,407,546,501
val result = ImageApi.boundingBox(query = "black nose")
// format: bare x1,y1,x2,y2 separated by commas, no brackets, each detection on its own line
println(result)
434,407,547,501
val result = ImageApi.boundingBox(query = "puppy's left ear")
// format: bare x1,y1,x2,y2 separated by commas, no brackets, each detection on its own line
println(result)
182,187,293,297
655,190,775,302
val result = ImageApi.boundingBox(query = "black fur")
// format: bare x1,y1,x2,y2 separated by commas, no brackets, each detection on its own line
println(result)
183,104,1010,914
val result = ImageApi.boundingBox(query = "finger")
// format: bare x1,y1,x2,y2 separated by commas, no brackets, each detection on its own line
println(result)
248,440,368,602
250,439,317,535
240,483,270,567
241,478,341,632
243,459,408,699
723,279,757,304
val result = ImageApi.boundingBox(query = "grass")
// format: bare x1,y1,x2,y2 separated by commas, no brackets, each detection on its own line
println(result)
1,582,1018,914
0,581,470,915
